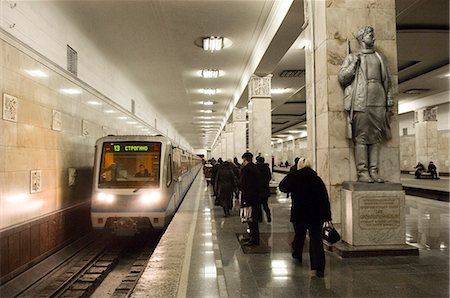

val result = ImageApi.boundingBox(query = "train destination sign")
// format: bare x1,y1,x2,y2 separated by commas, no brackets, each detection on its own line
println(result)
104,143,160,153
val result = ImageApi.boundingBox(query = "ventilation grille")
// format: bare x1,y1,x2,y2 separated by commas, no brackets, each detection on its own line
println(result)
279,69,304,77
67,45,78,76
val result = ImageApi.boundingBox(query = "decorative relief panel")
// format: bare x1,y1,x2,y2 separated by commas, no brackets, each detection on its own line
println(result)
249,75,272,98
82,120,89,137
233,108,246,122
423,107,437,121
2,93,18,122
52,110,62,131
30,170,42,193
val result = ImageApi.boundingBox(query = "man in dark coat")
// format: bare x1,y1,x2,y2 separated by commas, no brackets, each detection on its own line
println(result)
279,157,332,277
240,152,261,246
211,158,222,199
256,156,272,223
216,161,237,216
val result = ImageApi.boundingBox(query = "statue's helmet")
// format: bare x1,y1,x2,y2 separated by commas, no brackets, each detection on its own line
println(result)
356,26,374,43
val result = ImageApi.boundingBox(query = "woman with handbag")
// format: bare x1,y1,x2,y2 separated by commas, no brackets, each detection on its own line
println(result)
279,157,332,277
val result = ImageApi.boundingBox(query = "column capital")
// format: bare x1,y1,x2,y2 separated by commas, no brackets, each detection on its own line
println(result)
249,74,272,99
415,107,438,122
233,107,247,122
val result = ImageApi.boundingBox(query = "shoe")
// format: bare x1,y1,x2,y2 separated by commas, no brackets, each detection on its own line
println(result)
315,270,324,277
267,215,272,223
358,171,374,183
370,171,384,183
291,252,302,262
242,239,260,246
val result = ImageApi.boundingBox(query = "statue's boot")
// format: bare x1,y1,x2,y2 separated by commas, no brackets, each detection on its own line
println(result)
369,143,384,183
356,144,374,183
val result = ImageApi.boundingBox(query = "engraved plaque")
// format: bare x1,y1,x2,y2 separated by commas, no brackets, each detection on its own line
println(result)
82,120,89,136
233,108,246,122
359,196,400,229
249,76,271,98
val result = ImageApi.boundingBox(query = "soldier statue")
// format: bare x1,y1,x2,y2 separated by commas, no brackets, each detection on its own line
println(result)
338,26,394,183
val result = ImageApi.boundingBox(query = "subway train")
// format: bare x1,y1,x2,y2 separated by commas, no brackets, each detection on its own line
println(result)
91,135,201,235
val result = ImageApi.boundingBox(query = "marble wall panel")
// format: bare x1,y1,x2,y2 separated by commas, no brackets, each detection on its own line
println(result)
345,8,370,38
399,135,416,171
326,39,346,76
5,147,32,172
329,147,352,185
327,75,345,112
314,43,328,83
0,117,18,146
316,113,329,149
379,147,401,183
0,147,5,172
328,111,349,149
316,148,330,186
18,99,51,129
329,185,342,225
315,77,328,115
368,8,396,40
325,7,347,41
2,68,21,96
312,0,327,50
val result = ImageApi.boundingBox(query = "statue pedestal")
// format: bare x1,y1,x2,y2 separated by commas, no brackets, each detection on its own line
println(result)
327,182,419,257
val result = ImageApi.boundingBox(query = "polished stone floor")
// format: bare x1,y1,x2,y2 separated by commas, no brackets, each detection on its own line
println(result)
184,173,449,298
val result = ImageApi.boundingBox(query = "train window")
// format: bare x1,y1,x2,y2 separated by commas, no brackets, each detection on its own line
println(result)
98,142,161,188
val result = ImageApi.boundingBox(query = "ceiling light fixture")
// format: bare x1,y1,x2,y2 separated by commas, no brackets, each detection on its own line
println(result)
200,88,219,95
60,88,82,95
87,101,102,106
104,110,116,113
202,36,223,52
271,88,290,94
201,69,220,78
117,116,127,120
25,69,48,78
199,109,213,113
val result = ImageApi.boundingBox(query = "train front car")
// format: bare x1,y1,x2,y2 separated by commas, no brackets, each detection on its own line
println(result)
91,136,172,236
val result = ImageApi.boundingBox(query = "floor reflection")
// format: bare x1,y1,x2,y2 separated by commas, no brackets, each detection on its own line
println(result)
405,195,449,250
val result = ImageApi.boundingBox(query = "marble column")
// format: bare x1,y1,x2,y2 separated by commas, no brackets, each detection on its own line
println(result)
415,107,438,164
233,108,247,159
304,0,400,225
248,75,272,161
225,123,234,161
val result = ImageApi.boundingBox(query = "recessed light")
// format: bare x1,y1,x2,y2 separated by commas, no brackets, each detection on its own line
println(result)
25,69,48,78
200,88,219,95
117,116,127,120
127,121,137,124
203,36,223,52
104,110,115,113
271,88,290,94
201,69,222,78
199,109,213,113
87,101,102,106
287,130,302,134
60,88,82,95
197,116,214,120
403,88,430,95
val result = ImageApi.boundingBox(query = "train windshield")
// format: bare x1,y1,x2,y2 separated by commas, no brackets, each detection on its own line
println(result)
98,142,161,188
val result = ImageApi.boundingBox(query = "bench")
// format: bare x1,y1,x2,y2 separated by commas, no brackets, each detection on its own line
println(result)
408,171,439,179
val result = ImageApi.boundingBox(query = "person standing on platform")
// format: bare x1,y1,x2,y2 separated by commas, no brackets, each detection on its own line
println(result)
279,157,332,278
240,152,261,246
256,156,272,223
216,160,237,217
211,158,222,202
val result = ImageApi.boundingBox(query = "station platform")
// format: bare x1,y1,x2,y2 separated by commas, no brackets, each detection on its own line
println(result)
131,172,449,297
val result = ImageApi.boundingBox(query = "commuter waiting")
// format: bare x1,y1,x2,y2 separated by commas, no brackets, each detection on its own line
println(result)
215,160,237,217
428,161,439,179
256,156,272,223
414,162,425,179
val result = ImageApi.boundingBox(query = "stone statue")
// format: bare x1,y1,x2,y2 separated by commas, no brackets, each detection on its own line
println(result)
338,26,394,183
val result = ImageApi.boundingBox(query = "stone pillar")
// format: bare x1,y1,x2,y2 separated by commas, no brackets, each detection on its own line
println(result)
248,75,272,161
225,123,234,161
304,0,400,225
415,107,438,164
233,108,247,158
303,1,416,255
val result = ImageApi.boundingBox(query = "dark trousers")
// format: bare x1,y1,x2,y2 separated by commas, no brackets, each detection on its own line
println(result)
292,221,325,271
260,196,271,221
248,221,259,243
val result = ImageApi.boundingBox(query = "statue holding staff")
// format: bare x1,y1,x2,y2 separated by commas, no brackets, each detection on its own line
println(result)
338,26,395,183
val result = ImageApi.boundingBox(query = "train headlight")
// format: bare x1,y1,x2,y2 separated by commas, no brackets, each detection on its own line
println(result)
97,192,115,204
141,191,161,204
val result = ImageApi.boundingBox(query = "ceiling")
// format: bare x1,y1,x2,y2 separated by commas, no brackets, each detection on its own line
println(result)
52,0,449,150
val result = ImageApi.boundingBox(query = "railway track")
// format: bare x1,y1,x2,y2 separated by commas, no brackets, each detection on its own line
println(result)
2,231,160,298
